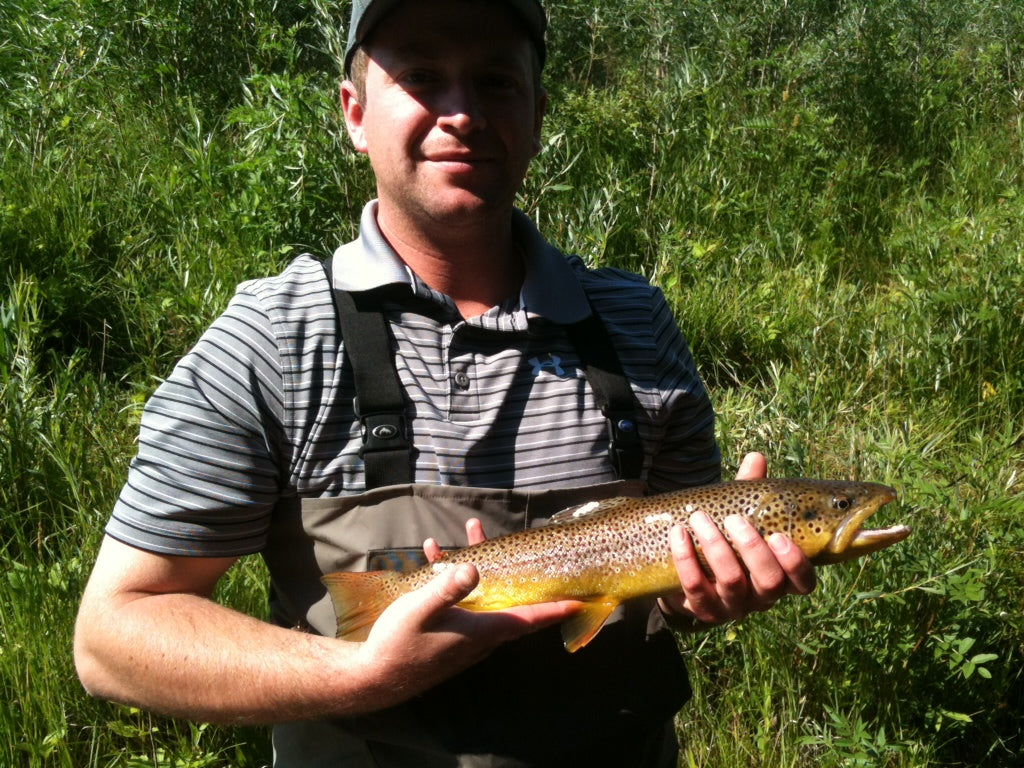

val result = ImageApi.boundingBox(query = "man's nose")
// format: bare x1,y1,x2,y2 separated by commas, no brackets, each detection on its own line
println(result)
437,82,486,133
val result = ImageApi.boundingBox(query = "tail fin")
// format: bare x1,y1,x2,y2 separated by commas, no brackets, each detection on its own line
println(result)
321,571,404,641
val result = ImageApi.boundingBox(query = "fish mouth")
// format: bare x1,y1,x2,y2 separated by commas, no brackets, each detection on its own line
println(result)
817,484,911,564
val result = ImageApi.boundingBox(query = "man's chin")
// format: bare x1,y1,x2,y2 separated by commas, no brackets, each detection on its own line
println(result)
417,189,517,223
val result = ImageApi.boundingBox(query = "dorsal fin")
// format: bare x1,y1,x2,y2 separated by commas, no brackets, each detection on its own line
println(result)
549,497,631,525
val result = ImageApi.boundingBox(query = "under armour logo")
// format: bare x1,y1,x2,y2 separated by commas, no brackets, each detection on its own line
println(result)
529,354,566,377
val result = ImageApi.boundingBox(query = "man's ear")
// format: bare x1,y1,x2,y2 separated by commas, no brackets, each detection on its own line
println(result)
340,80,369,154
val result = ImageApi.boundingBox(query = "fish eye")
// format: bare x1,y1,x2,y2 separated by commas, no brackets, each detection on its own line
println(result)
832,495,852,511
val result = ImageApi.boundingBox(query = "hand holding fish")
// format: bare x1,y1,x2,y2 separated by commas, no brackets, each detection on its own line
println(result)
348,559,583,707
658,452,817,627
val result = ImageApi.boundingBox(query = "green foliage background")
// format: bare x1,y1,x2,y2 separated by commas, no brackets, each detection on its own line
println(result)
2,0,1022,765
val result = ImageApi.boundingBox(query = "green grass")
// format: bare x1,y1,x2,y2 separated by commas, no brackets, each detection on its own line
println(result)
2,0,1023,765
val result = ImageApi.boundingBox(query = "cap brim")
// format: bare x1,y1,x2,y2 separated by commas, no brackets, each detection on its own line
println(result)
344,0,547,75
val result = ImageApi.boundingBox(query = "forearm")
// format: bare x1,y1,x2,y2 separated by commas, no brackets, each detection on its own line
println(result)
72,536,404,724
74,590,381,725
74,537,577,725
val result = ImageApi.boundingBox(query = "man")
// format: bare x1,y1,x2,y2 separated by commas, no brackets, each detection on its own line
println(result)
74,1,815,765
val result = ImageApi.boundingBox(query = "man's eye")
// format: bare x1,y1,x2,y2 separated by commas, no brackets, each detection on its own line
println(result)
483,75,519,91
401,71,437,86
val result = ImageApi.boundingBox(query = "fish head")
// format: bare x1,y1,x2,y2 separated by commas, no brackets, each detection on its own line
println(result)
759,479,910,564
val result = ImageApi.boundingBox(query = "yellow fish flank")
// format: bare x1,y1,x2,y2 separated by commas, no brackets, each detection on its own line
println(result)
322,478,910,652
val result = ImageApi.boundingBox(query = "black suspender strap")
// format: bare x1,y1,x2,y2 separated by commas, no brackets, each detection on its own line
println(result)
323,257,414,489
567,312,645,481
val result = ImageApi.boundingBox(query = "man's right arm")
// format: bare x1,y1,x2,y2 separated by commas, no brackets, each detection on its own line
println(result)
74,535,579,724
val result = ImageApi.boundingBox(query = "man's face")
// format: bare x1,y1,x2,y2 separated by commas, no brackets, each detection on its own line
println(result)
341,0,547,232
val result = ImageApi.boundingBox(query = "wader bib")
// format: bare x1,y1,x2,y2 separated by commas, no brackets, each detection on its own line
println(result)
261,262,692,767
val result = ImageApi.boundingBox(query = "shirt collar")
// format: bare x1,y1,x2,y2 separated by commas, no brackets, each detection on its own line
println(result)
331,201,592,324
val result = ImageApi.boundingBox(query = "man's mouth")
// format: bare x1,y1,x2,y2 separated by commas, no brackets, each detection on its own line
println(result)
428,152,491,164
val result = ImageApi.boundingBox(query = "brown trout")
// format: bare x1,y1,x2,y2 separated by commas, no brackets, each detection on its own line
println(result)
322,478,909,652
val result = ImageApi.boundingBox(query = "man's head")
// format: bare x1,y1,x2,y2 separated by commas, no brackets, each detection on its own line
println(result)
339,0,548,239
344,0,547,78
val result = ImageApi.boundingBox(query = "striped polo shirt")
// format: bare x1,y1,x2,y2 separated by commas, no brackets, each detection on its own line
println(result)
107,202,721,557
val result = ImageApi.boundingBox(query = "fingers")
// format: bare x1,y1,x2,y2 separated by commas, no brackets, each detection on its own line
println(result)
430,563,480,608
766,534,817,595
380,563,479,635
665,511,817,626
658,522,708,620
669,514,751,623
423,518,488,563
377,561,573,650
363,563,573,681
464,518,486,545
423,537,443,563
416,564,576,639
735,451,767,480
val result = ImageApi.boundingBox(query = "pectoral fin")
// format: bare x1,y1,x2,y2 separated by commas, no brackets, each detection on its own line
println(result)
561,600,618,653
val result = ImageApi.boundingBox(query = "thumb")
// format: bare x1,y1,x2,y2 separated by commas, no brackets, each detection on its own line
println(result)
418,563,480,617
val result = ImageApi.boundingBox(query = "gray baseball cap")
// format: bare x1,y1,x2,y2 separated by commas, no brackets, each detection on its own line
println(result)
344,0,547,75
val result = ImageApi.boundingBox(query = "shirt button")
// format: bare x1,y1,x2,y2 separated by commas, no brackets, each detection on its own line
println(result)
453,371,471,390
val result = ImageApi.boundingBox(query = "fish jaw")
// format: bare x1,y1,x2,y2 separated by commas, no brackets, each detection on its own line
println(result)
816,524,913,564
815,483,909,564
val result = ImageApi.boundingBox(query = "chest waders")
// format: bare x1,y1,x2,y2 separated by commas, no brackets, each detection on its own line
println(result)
262,259,691,767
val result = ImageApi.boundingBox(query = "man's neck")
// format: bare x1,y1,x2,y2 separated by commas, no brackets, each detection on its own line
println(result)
375,204,524,319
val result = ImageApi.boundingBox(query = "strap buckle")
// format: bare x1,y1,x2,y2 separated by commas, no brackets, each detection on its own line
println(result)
357,410,409,456
604,407,644,480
